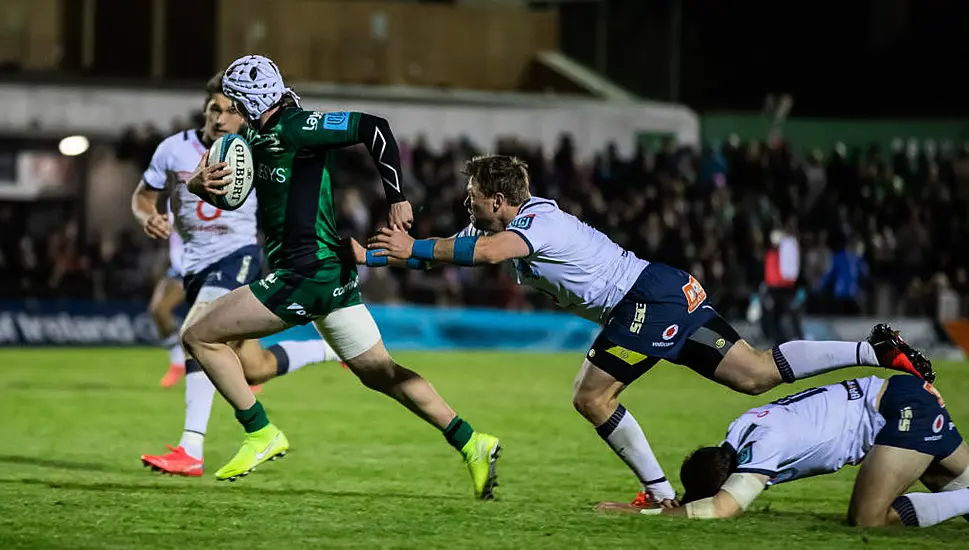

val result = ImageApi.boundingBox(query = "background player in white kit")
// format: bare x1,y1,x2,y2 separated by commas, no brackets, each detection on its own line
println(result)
665,374,969,527
130,74,340,476
365,154,935,507
149,229,187,388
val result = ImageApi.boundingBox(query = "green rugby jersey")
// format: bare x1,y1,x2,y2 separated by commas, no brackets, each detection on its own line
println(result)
242,108,376,273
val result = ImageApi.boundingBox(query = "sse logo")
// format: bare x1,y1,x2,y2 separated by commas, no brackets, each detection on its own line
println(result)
509,214,535,230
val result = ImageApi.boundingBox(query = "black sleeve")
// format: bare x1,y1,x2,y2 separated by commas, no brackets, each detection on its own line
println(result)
356,113,406,204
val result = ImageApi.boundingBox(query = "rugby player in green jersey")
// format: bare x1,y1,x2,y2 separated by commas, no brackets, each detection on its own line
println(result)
182,55,500,499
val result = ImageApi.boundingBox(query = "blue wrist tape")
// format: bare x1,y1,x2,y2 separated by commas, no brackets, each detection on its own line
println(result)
453,235,479,266
411,239,436,260
366,249,388,267
406,258,428,270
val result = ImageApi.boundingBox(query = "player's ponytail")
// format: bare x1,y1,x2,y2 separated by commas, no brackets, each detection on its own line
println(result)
277,90,302,111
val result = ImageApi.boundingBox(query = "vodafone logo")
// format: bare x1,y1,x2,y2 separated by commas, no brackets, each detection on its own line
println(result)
933,414,945,433
662,324,679,341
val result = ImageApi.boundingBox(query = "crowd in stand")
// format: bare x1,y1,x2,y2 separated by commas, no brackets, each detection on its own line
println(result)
1,119,965,320
349,130,969,320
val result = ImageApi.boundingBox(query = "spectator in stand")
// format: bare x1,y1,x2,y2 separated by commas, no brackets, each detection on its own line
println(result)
10,112,969,324
816,231,868,315
762,219,803,343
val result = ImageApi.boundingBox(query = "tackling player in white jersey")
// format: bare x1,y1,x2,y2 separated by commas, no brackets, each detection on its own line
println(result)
150,226,187,388
131,73,340,476
365,154,936,508
661,374,969,527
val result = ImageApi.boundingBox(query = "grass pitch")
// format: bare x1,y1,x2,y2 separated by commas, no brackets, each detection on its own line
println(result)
1,348,967,549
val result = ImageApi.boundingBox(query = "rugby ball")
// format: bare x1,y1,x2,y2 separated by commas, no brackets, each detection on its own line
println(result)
207,133,254,211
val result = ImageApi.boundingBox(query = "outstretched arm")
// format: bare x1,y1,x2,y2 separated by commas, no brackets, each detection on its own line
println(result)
658,490,744,519
289,110,410,229
656,473,767,519
354,114,406,207
347,237,431,271
367,229,530,266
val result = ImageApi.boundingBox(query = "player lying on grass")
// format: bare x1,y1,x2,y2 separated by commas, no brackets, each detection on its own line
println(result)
132,72,341,477
363,154,935,508
182,55,500,498
656,374,969,527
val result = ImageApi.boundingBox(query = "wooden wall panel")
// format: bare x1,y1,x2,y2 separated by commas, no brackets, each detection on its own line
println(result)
216,0,557,91
0,0,61,70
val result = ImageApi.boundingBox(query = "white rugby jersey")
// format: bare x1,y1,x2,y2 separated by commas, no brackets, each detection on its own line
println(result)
168,225,184,277
458,196,648,323
723,376,887,485
143,129,258,275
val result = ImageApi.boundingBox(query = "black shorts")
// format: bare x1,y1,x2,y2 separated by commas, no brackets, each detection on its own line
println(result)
875,375,963,458
587,263,742,384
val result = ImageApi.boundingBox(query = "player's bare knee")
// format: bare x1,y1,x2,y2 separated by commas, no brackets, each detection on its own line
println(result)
238,346,275,385
243,357,274,386
148,302,168,323
180,328,196,352
244,370,270,386
572,388,615,424
847,493,896,528
847,513,862,527
717,346,781,396
717,367,771,396
849,507,892,527
346,353,398,392
734,375,774,396
180,325,208,357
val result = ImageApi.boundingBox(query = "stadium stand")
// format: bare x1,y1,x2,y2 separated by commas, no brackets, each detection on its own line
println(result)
1,121,965,324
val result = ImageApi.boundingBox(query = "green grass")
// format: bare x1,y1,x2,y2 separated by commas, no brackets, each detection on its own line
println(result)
1,348,967,549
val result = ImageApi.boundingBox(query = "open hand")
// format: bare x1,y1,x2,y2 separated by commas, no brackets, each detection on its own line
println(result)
187,151,231,197
659,498,679,509
143,213,171,239
367,227,415,260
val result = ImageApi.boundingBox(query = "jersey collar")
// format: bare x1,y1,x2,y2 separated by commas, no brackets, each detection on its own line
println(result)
191,129,208,152
259,105,294,132
518,196,556,215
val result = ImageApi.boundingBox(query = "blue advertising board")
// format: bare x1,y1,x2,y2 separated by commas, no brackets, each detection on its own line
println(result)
0,301,600,352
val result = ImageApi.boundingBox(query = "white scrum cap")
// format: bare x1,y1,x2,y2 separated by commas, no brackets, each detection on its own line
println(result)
221,54,301,120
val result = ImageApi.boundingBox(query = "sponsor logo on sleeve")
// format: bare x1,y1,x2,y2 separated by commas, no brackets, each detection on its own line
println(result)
509,214,535,230
323,111,349,131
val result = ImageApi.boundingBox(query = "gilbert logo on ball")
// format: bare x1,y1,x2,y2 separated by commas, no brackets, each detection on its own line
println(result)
207,133,254,211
